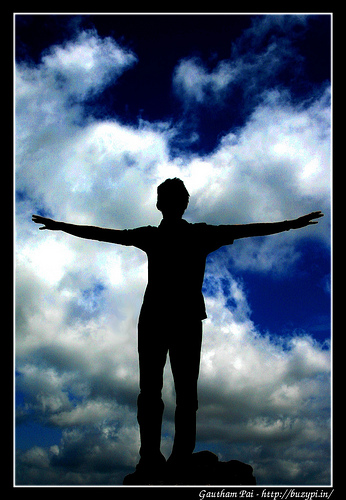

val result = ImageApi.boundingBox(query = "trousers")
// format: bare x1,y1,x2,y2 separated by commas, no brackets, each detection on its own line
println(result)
137,311,203,462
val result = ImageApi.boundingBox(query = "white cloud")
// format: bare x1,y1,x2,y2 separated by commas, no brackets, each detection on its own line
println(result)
172,16,310,111
40,30,137,100
173,57,238,105
188,87,330,223
195,272,330,486
16,53,169,230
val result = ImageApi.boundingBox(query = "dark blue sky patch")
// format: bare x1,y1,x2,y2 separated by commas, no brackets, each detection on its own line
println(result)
65,282,107,324
81,283,106,310
230,238,331,342
16,421,63,451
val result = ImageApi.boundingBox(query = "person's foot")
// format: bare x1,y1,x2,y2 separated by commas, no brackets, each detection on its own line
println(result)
123,454,166,485
164,453,192,485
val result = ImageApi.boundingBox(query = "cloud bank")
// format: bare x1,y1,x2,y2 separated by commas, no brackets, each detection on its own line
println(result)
15,18,331,486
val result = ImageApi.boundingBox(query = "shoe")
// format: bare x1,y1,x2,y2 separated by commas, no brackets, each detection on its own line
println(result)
123,455,166,485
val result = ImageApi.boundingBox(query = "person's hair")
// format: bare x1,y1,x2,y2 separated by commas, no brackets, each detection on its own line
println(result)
156,178,190,213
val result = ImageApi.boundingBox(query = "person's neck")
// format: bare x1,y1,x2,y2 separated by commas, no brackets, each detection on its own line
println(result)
160,215,185,226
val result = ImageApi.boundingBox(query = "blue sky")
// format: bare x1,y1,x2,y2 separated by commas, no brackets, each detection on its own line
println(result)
15,13,331,486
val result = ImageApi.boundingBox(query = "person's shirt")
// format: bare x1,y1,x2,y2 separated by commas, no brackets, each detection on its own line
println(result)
113,219,235,320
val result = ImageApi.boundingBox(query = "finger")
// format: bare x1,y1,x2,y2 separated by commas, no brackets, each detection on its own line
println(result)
38,226,47,230
302,212,323,222
32,215,44,223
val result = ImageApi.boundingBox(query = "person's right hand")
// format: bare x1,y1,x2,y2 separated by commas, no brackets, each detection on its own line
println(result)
32,215,61,230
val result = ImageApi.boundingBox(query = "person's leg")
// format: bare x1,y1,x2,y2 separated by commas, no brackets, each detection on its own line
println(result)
168,319,203,462
137,315,168,465
123,316,167,485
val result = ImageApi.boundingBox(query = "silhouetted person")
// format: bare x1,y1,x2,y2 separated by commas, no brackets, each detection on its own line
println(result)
32,178,323,484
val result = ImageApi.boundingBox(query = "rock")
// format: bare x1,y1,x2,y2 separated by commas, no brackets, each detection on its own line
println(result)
176,451,256,486
123,450,256,486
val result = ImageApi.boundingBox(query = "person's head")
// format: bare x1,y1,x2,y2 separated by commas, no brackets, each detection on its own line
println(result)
156,178,190,219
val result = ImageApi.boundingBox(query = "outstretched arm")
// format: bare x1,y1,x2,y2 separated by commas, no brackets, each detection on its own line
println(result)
32,215,127,244
232,211,324,240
